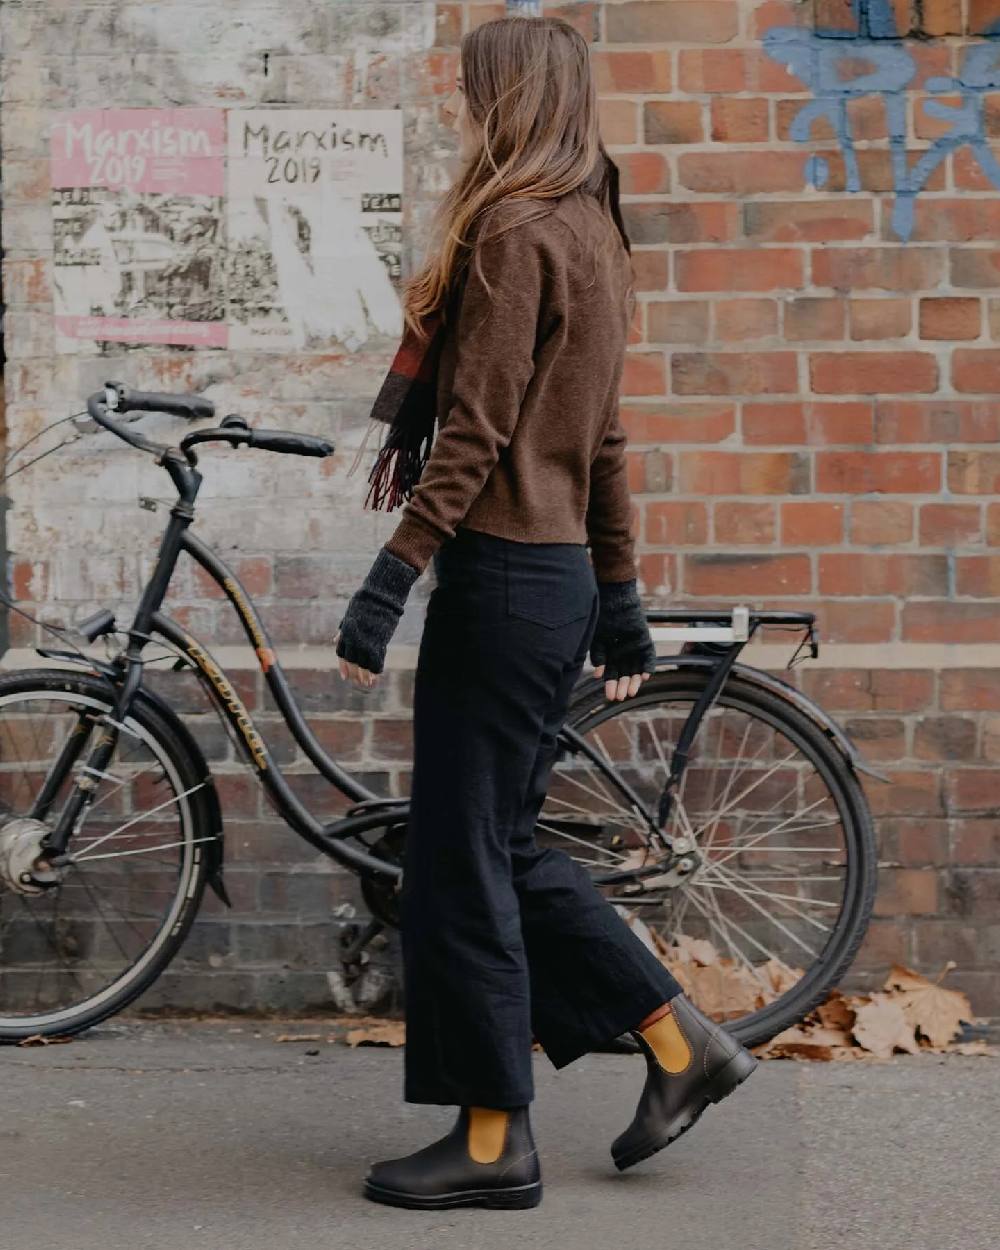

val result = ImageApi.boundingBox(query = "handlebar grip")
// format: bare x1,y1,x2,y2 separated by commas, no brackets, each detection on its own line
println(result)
118,388,215,421
248,430,334,458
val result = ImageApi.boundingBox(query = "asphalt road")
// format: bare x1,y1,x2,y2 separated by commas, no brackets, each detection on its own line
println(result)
1,1019,997,1250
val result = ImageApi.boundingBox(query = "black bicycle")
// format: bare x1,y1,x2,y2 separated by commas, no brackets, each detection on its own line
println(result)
0,384,881,1044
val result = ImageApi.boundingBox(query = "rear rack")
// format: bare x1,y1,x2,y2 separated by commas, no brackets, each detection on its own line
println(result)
646,607,817,646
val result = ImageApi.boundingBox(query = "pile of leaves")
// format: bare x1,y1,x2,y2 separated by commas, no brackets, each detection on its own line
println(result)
754,964,992,1061
629,923,993,1061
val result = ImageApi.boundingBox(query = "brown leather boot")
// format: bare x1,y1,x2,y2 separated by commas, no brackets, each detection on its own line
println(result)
364,1105,542,1210
611,994,757,1171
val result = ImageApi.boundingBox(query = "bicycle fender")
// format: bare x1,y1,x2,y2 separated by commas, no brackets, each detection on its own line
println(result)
571,656,890,784
23,654,231,903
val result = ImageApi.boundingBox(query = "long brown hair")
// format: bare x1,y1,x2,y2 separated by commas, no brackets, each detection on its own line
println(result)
402,14,635,341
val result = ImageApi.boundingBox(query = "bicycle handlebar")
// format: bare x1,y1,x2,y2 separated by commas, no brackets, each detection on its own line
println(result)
85,383,334,461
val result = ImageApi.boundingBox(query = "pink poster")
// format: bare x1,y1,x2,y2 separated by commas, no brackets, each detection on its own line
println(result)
50,109,228,351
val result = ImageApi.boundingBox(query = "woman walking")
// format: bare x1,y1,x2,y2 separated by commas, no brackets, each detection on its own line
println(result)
334,15,756,1211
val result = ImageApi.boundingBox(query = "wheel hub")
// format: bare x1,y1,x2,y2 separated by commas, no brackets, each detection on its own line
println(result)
0,817,58,895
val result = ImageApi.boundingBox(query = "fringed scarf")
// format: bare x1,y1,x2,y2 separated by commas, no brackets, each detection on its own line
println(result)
348,308,449,512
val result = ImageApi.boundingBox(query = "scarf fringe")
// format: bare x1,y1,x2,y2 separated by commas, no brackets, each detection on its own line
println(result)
364,401,436,512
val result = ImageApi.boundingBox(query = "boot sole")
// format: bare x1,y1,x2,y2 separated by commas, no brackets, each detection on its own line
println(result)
612,1049,759,1172
364,1178,542,1211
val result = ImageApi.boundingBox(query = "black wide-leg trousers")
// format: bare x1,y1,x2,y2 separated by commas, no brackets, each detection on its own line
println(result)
400,526,682,1108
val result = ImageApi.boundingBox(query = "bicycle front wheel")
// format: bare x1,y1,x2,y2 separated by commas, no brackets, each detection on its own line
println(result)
0,670,213,1040
541,667,877,1047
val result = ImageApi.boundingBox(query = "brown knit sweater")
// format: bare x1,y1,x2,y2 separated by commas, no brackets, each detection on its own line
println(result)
383,187,637,583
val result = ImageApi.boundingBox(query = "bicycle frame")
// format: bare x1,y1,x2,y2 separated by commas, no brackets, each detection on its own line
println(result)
37,458,404,882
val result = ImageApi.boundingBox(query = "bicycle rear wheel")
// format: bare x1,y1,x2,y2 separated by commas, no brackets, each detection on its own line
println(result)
0,670,213,1040
542,668,876,1046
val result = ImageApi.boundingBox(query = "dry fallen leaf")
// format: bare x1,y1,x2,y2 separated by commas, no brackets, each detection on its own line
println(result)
883,963,972,1050
344,1019,406,1048
852,993,921,1059
16,1034,73,1047
275,1033,322,1043
814,991,856,1033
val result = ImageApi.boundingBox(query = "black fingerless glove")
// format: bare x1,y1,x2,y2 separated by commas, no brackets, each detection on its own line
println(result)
335,547,420,675
589,578,657,681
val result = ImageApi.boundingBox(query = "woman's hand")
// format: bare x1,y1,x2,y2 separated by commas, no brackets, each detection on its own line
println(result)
333,547,421,687
592,665,651,702
333,629,379,690
589,578,657,702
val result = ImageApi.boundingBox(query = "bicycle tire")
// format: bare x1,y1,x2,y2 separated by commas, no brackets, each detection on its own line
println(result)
563,667,878,1047
0,670,212,1041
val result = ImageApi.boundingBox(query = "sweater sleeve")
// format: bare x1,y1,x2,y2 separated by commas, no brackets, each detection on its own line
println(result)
586,382,639,584
382,215,550,574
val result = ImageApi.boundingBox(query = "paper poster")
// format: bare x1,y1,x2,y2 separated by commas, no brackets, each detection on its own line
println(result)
50,109,228,350
226,109,404,351
49,107,404,354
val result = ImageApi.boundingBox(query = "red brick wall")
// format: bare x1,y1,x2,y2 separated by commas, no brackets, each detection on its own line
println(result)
2,0,998,1016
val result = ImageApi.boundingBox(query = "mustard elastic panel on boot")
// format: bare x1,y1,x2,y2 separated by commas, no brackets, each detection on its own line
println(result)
467,1108,509,1164
641,1010,693,1074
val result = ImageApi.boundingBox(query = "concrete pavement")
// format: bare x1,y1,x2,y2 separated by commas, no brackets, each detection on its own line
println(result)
1,1018,997,1250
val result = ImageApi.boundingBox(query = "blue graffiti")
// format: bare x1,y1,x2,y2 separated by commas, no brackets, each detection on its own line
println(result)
762,1,1000,240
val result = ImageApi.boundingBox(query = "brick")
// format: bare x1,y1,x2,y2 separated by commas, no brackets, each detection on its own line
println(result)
989,503,1000,545
869,770,944,818
813,599,897,642
947,770,1000,815
672,351,799,395
593,49,672,93
710,97,770,142
952,819,1000,865
714,298,778,341
880,818,950,868
713,502,777,545
743,400,872,445
637,552,678,597
948,450,1000,494
622,350,667,396
812,247,944,292
631,249,669,293
646,299,710,344
628,449,674,493
950,248,1000,288
677,49,747,93
873,867,941,916
848,297,911,340
781,501,843,545
598,98,638,144
941,669,1000,711
676,450,809,494
616,152,671,195
888,197,1000,242
643,501,709,546
809,351,937,394
670,251,805,295
784,297,845,341
621,403,735,443
852,919,911,969
677,151,810,193
742,199,874,243
819,553,948,597
903,601,1000,643
952,349,1000,393
956,555,1000,596
816,451,941,494
914,716,978,762
843,716,906,762
919,504,982,547
606,2,740,44
644,101,704,145
683,553,810,596
657,202,739,244
876,399,1000,444
919,297,981,340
